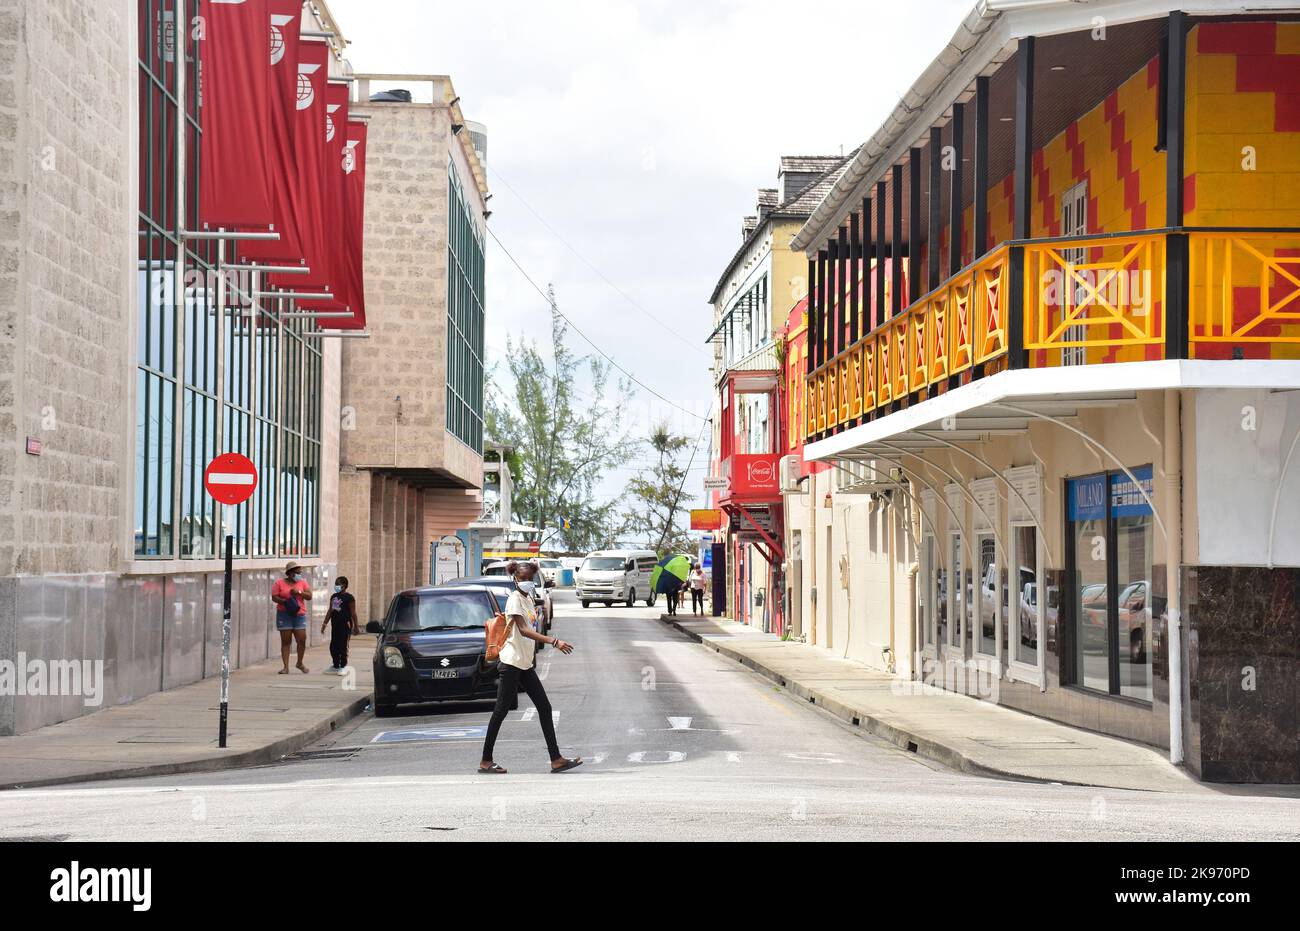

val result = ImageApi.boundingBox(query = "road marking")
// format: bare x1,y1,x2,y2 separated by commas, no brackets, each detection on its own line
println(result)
668,716,692,731
537,662,552,681
783,751,845,765
627,750,686,764
726,752,743,763
520,708,559,724
370,725,486,744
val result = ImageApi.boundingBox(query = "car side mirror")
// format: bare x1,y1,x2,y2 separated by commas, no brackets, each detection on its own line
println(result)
365,621,384,635
545,578,556,589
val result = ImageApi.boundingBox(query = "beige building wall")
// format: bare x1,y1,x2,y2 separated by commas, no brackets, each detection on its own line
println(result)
338,83,488,617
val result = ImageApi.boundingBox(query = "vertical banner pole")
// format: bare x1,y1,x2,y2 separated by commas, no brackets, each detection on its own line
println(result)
219,504,234,748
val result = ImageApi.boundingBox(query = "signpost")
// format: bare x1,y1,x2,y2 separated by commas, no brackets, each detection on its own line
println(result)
204,453,259,749
702,477,728,492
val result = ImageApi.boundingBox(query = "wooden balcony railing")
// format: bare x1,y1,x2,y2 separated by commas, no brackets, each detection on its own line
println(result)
805,228,1300,442
1189,231,1300,358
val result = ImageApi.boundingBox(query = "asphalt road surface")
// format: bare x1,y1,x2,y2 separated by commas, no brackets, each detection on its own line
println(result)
2,592,1298,842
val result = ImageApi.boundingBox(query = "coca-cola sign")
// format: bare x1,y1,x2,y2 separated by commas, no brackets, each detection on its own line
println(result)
731,454,781,498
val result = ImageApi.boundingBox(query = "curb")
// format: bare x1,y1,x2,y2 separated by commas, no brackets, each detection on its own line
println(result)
658,615,1166,791
0,692,373,792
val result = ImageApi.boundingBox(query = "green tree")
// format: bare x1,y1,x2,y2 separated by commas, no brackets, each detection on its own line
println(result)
619,423,698,554
486,300,635,552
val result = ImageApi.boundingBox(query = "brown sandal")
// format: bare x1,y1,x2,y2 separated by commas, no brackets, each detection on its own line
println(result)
477,763,508,775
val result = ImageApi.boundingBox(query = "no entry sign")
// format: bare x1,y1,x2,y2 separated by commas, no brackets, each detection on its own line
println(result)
204,453,258,506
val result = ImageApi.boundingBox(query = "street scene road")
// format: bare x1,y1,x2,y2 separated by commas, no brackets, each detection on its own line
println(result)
2,592,1297,843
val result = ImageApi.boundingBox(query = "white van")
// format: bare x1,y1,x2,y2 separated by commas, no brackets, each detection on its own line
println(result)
576,550,658,608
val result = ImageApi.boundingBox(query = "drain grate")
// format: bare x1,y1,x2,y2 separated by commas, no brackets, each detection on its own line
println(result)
285,747,362,763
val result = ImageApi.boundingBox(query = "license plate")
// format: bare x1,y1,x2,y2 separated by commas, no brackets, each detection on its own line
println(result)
432,670,459,679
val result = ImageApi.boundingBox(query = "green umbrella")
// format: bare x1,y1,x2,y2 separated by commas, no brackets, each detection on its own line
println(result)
651,554,693,595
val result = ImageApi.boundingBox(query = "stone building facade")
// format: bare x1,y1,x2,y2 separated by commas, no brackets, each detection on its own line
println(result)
0,3,487,734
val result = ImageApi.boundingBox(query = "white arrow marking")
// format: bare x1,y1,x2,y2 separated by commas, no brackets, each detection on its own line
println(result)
521,708,534,722
726,752,743,763
668,716,693,731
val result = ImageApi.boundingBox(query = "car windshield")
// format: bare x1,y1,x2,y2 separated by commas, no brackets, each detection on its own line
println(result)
388,591,493,633
539,560,561,568
583,558,625,571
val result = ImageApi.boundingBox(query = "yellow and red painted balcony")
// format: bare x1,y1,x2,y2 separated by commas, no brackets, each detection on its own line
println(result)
805,228,1300,441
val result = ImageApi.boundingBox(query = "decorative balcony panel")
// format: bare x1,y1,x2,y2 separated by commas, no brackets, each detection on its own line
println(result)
1190,232,1300,359
1022,232,1166,367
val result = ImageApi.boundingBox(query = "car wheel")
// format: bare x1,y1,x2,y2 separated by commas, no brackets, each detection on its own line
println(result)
627,589,636,608
374,702,397,718
581,600,591,609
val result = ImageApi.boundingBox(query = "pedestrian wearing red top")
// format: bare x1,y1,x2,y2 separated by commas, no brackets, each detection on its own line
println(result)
272,561,313,675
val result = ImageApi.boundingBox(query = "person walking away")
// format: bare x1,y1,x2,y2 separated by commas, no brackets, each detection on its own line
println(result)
479,560,583,775
272,562,313,674
667,573,682,617
322,576,359,675
689,565,707,617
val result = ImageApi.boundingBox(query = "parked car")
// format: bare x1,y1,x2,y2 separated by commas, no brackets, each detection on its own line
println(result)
365,584,513,718
448,573,552,638
575,549,657,608
1117,580,1151,664
479,561,553,632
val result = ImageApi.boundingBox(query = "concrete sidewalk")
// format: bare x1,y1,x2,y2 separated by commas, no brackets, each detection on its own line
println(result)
663,615,1208,794
0,637,376,790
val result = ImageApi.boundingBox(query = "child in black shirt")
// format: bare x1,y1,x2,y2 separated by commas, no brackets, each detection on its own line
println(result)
322,577,359,674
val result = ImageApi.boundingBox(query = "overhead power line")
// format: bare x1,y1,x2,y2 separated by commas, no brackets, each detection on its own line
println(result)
487,225,708,423
487,165,708,358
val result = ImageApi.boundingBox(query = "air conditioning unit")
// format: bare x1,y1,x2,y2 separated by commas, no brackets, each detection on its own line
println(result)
779,455,803,494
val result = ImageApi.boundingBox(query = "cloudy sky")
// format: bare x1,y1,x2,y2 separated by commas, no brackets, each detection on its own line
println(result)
330,0,972,502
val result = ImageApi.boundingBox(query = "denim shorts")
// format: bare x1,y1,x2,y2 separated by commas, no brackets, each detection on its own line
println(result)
276,612,308,632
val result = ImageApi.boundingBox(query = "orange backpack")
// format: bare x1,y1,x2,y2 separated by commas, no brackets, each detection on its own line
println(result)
484,611,513,663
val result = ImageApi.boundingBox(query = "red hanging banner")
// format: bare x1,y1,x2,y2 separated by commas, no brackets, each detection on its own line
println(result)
198,0,274,231
325,120,368,330
240,0,306,264
299,83,352,317
268,40,330,291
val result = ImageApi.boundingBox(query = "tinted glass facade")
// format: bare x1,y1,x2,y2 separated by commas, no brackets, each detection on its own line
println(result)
135,0,322,560
446,163,485,454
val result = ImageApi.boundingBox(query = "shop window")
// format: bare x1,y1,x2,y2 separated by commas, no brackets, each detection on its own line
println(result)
921,535,937,650
1010,525,1043,668
1067,468,1157,702
976,534,997,656
949,533,964,652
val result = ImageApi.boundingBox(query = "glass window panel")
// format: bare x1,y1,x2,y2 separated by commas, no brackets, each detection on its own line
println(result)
948,534,962,649
1116,514,1154,702
1071,502,1109,692
1014,526,1040,666
977,534,997,655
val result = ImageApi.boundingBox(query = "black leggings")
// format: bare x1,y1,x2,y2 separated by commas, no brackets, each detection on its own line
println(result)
482,663,559,762
691,589,704,614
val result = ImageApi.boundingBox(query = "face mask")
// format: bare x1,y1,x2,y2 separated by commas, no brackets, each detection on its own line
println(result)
334,585,343,594
291,573,303,583
517,580,538,597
